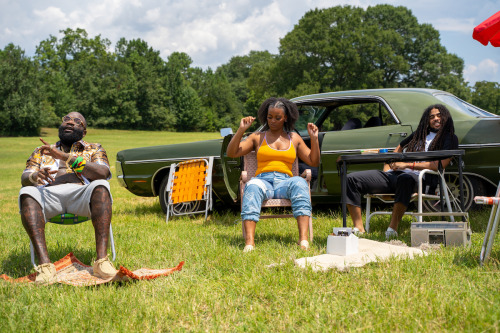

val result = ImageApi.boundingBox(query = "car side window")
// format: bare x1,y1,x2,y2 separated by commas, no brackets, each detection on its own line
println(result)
322,102,396,131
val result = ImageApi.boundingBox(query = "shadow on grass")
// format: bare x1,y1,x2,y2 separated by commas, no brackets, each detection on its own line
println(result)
118,201,163,216
217,231,299,249
205,210,241,227
1,246,96,278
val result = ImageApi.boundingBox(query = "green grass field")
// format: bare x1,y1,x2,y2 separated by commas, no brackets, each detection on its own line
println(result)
0,128,499,332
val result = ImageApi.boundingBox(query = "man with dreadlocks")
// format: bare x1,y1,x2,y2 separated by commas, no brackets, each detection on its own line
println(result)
345,104,458,239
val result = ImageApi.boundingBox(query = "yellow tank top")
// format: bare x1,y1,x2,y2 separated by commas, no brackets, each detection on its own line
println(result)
255,133,296,177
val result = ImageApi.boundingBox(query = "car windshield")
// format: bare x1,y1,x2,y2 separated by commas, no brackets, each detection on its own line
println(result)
434,93,498,117
295,105,329,134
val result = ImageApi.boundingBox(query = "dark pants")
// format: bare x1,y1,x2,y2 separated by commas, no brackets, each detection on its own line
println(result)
345,170,421,208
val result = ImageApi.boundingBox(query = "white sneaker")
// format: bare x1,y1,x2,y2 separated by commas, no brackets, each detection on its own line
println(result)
243,244,255,253
299,240,310,250
385,228,398,239
353,227,365,235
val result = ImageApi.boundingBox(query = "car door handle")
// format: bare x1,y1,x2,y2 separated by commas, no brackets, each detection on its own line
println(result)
389,132,408,137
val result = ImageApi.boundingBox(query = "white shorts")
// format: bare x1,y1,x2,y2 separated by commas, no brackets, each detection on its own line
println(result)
18,180,112,220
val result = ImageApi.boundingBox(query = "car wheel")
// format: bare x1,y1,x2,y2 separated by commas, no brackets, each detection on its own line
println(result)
159,175,202,215
423,174,482,212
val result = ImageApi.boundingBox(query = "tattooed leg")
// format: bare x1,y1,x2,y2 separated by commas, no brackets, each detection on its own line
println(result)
20,194,50,264
90,186,112,260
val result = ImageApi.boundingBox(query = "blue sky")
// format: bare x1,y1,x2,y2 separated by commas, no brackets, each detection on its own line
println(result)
0,0,498,85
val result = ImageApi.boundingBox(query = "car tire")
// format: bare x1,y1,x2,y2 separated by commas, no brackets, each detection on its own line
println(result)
159,175,170,214
159,174,202,216
422,174,484,212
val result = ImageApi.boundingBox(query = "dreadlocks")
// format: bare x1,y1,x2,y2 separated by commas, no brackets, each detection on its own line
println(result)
403,104,455,152
257,97,299,132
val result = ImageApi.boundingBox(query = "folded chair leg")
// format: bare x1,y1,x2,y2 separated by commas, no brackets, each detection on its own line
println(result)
166,204,170,223
365,197,372,233
481,204,500,264
109,223,116,261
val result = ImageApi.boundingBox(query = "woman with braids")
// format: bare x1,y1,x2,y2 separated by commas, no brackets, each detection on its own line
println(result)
227,97,320,252
345,104,459,239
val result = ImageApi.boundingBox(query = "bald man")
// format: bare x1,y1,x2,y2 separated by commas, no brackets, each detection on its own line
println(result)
19,112,116,284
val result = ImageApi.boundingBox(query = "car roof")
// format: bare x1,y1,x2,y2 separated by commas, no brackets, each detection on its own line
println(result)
289,88,490,123
290,88,442,103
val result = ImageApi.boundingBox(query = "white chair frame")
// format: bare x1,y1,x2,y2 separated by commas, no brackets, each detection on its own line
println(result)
30,218,116,268
165,157,214,223
364,169,454,232
476,181,500,265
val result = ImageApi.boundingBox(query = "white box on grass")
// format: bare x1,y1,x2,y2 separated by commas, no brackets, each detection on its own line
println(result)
327,228,359,256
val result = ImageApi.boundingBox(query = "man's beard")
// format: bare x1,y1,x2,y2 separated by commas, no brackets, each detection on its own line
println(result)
59,125,84,146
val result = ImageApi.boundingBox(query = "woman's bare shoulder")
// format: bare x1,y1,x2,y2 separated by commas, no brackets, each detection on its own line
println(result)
289,131,303,144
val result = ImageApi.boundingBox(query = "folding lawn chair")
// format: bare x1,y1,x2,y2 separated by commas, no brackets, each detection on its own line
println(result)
240,151,313,241
30,214,116,267
475,181,500,264
165,157,214,222
364,169,455,232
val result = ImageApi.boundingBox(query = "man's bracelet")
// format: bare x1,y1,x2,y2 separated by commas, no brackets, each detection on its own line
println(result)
71,156,83,169
28,172,38,185
73,159,87,173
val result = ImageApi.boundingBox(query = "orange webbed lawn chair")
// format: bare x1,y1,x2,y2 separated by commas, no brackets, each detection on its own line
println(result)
165,157,214,222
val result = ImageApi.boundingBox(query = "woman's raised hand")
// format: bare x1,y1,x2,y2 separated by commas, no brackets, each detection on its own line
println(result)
307,123,319,139
239,116,256,132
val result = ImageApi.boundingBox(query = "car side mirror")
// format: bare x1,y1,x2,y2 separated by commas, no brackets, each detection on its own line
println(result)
220,128,233,137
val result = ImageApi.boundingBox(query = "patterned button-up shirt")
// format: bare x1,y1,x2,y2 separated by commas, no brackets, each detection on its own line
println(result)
24,140,111,186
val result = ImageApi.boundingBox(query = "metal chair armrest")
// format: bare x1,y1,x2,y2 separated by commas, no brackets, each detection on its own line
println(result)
241,170,249,183
301,169,312,182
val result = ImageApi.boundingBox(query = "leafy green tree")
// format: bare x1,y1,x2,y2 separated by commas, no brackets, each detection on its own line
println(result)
166,52,201,131
0,44,43,136
189,67,242,131
217,51,277,117
471,81,500,114
35,28,144,129
267,5,467,96
217,51,274,105
116,38,174,130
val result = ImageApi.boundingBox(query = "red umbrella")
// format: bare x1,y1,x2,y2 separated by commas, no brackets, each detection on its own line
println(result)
473,11,500,47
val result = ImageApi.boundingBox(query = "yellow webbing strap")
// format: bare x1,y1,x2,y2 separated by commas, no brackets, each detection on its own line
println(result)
171,160,208,204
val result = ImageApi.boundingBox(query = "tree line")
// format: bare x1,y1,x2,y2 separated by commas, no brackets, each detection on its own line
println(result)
1,4,499,136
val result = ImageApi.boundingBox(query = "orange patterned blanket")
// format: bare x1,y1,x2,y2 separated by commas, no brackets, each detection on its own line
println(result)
0,253,184,286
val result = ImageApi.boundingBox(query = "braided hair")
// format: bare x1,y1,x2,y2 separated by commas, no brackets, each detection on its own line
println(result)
257,97,299,132
404,104,455,152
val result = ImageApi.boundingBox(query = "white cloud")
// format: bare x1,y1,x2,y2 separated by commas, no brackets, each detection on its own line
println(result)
464,59,499,84
144,8,160,23
143,1,290,66
34,6,68,24
0,0,499,83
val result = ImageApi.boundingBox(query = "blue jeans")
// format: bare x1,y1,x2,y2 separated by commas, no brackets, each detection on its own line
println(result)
241,172,311,222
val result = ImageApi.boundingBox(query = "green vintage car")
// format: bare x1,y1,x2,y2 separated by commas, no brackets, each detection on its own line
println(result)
116,88,500,213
